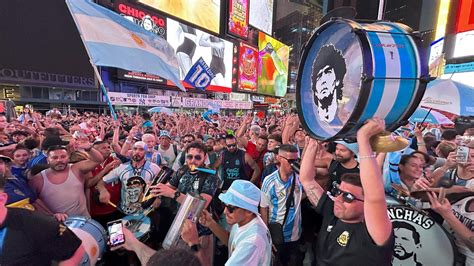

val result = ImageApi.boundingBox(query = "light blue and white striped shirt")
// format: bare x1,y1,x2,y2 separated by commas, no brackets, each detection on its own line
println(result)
227,216,272,266
260,170,303,242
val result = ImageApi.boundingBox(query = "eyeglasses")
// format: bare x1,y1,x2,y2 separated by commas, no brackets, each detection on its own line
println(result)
226,144,237,148
182,139,193,144
330,182,364,203
279,156,299,165
186,154,203,161
224,204,240,213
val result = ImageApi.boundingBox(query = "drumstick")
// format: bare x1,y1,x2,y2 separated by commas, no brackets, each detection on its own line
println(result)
438,187,446,202
107,201,117,208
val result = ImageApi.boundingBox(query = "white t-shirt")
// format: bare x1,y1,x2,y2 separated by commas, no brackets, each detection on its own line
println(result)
443,196,474,265
226,216,272,266
158,145,177,166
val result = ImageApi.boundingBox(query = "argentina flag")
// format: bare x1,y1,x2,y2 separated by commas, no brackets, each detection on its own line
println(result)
65,0,185,91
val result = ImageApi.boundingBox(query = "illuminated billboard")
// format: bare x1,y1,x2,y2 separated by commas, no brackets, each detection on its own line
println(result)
456,0,474,33
249,0,273,35
258,32,289,97
115,1,166,38
138,0,221,33
166,19,234,91
228,0,249,39
453,30,474,58
238,42,258,92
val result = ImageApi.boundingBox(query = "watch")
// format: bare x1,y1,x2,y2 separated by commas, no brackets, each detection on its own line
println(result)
190,244,201,252
173,190,181,200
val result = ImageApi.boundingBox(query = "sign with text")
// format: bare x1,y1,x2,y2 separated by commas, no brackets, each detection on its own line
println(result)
184,57,215,90
108,92,171,106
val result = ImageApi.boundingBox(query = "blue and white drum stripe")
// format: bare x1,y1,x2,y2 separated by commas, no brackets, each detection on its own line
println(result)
359,23,420,128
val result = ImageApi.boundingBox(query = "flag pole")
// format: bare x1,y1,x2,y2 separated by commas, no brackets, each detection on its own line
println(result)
91,63,118,120
64,0,117,120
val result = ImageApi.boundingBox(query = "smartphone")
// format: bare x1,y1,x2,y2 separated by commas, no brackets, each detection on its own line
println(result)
456,146,469,164
107,220,125,247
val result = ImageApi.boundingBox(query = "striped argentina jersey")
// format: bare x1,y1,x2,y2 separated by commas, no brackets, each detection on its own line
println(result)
103,161,160,215
260,170,303,242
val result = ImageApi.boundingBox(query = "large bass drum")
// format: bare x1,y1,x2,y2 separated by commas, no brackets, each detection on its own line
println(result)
386,195,457,266
297,18,429,140
65,216,107,266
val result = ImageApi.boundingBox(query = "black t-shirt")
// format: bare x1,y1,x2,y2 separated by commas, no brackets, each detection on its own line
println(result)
327,160,360,189
314,193,394,266
221,149,248,190
0,208,82,266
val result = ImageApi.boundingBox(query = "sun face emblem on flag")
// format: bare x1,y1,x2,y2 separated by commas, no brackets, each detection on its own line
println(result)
131,33,145,48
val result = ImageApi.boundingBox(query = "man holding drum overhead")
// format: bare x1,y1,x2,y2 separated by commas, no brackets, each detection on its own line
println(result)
300,118,394,265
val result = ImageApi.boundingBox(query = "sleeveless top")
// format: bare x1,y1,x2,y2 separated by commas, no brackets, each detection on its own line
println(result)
40,165,90,217
221,149,248,191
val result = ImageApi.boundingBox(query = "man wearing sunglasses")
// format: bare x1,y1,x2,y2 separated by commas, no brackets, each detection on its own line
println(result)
172,134,196,171
300,118,394,265
152,142,219,266
186,180,272,266
213,135,261,190
260,144,303,265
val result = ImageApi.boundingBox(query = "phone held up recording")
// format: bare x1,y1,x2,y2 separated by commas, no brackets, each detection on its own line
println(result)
107,219,125,247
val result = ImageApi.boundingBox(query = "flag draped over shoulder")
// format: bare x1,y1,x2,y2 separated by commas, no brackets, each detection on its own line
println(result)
65,0,185,91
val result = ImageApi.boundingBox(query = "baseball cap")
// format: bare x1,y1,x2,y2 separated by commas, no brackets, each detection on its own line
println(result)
159,130,171,139
218,180,261,215
0,155,12,163
334,141,359,155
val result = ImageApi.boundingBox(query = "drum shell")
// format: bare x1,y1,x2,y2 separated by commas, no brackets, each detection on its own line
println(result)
297,18,429,141
65,216,107,266
385,196,457,266
121,215,151,241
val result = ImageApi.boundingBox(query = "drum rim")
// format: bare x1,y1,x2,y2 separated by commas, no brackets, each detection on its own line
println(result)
296,18,429,141
386,204,459,265
296,18,373,141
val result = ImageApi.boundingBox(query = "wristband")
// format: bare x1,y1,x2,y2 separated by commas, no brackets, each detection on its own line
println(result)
358,153,376,160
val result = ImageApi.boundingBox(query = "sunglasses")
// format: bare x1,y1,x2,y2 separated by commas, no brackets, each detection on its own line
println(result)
182,139,193,143
331,182,364,203
279,156,299,165
224,204,239,213
226,144,237,148
186,154,203,161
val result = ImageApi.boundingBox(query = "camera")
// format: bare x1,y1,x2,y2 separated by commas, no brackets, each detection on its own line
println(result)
456,146,469,164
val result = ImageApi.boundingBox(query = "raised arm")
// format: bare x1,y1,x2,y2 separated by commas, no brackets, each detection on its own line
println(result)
235,114,253,148
356,118,393,246
299,138,325,207
73,145,104,174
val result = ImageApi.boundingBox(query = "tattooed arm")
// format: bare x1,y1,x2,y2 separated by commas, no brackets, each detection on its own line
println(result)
299,138,325,207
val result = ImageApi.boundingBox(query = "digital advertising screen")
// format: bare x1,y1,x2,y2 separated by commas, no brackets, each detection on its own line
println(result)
228,0,249,39
257,32,289,97
115,1,167,38
138,0,221,33
166,18,234,92
238,42,258,92
455,0,474,33
249,0,273,35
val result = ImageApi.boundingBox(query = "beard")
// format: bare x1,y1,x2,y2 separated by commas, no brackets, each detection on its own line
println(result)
393,244,413,260
314,90,335,112
132,154,144,162
334,155,351,164
51,163,67,171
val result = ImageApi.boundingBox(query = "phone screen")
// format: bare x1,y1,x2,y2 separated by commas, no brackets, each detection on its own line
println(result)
107,220,125,247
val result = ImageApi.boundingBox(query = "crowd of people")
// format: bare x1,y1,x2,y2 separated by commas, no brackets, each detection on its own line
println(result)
0,107,472,266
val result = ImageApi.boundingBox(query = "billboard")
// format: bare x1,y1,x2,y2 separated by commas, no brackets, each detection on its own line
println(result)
238,42,258,92
249,0,273,35
453,30,474,58
138,0,221,33
258,32,289,97
228,0,249,39
115,1,167,38
455,0,474,33
166,19,234,92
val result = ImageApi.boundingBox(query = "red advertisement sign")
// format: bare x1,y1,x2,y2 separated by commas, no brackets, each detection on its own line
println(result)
456,0,474,33
228,0,249,39
238,42,258,92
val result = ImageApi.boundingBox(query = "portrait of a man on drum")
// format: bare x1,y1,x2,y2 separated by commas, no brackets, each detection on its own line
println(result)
392,221,423,266
311,44,346,124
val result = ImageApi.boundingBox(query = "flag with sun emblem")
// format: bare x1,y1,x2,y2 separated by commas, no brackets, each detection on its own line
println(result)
65,0,185,91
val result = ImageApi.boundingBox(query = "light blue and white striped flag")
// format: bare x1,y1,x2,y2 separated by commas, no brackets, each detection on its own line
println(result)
65,0,185,91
